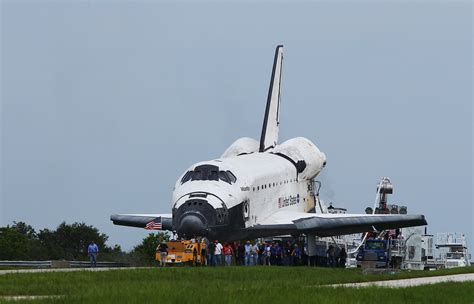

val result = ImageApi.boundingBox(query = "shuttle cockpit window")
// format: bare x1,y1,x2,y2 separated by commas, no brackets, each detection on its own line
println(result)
227,171,237,183
219,171,230,183
208,170,218,181
181,164,237,184
191,170,203,181
181,171,193,183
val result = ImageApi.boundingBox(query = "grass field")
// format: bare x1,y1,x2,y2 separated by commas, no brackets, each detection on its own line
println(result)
1,266,473,303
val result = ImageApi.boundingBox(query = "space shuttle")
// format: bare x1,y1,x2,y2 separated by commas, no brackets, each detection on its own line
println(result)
111,45,426,241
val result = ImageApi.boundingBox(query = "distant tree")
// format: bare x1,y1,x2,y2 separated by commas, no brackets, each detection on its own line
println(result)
11,222,37,240
0,223,48,260
36,228,63,260
0,221,134,262
0,227,30,260
38,222,110,260
100,244,126,262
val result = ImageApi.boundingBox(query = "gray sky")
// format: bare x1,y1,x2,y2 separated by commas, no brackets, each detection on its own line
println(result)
1,1,472,252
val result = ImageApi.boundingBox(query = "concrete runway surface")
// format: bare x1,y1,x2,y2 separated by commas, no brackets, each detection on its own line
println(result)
330,273,474,288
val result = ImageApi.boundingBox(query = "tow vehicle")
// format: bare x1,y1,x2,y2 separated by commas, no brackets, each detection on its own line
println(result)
156,240,204,265
356,239,390,268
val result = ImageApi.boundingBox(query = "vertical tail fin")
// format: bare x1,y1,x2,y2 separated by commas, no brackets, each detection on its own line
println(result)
260,45,284,152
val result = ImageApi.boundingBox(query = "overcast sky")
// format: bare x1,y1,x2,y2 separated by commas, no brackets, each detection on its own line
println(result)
1,1,472,252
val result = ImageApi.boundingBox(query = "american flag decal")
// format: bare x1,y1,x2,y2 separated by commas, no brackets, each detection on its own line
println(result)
145,217,162,230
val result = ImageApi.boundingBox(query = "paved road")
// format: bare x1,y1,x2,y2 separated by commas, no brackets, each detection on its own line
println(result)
331,273,474,288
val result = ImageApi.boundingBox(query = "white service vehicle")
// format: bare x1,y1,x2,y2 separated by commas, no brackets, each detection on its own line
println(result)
436,233,471,268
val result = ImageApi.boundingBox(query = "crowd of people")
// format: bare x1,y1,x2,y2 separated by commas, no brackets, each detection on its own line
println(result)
199,239,302,266
326,244,347,268
193,238,347,267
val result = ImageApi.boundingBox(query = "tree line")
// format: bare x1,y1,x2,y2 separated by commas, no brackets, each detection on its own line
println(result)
0,221,168,266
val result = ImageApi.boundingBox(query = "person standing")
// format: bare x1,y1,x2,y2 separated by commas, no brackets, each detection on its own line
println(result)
223,243,234,266
270,242,277,265
258,242,265,265
244,241,252,266
284,242,293,266
251,242,259,266
207,241,216,266
339,247,347,268
327,245,336,267
237,242,245,266
200,239,207,266
158,242,168,267
263,243,271,266
171,231,178,241
88,241,99,267
214,240,223,266
274,242,283,266
291,244,302,266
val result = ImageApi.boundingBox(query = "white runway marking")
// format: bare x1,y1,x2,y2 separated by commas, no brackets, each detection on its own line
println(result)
0,267,147,275
330,273,474,288
1,295,63,301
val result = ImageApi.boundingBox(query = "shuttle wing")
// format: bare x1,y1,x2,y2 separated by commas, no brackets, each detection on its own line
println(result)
250,211,427,237
260,45,283,152
110,213,173,230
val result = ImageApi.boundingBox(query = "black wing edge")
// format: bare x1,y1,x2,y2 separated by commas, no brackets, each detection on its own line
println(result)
246,215,427,238
110,214,173,231
294,214,427,237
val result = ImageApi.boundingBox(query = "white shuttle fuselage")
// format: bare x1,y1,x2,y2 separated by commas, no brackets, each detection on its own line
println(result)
171,137,326,239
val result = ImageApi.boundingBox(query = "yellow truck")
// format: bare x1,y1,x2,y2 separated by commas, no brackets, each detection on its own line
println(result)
156,240,205,266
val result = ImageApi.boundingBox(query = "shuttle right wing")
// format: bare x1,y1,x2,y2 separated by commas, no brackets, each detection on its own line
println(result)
250,211,427,237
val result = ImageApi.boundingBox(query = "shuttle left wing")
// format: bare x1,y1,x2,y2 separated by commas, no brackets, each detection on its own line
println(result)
250,211,427,237
110,213,173,230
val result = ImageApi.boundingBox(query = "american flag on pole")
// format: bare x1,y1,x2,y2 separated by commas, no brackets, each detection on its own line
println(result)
145,217,162,230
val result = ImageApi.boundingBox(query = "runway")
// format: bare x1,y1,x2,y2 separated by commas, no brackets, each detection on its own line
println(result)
330,273,474,288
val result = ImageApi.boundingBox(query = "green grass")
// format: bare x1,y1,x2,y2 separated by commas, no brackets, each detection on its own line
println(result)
0,266,473,303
